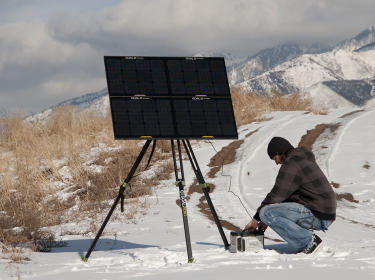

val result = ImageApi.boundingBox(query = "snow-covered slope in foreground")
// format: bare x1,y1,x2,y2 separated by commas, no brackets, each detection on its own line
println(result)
2,108,375,279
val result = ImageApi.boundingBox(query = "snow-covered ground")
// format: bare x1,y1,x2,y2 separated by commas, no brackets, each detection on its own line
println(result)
2,107,375,279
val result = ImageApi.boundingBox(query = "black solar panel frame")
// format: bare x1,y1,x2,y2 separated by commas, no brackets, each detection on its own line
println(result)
105,56,238,140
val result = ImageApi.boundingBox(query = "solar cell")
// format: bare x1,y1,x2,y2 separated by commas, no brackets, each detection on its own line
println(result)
104,56,238,139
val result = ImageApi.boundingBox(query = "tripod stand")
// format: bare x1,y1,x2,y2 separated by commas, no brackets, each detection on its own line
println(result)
82,139,229,262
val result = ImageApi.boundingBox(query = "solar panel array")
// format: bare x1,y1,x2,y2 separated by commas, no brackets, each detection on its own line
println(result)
105,56,238,139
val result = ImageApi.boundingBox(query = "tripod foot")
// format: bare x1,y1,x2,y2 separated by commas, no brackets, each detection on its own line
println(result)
81,257,88,262
188,257,195,263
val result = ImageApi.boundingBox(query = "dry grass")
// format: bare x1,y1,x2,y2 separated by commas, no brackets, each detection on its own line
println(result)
298,123,340,151
231,87,322,126
336,193,359,203
0,106,115,246
207,139,244,178
0,106,173,248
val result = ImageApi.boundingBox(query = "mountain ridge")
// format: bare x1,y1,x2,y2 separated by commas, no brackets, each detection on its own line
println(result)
233,26,375,107
32,25,375,116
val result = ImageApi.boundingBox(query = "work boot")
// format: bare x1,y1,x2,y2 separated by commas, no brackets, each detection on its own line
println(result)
302,234,322,254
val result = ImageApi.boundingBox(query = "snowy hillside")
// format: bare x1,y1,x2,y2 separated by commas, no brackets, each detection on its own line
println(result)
2,107,375,279
231,26,375,108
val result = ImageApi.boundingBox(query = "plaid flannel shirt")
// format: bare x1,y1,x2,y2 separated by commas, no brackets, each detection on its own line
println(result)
254,147,336,221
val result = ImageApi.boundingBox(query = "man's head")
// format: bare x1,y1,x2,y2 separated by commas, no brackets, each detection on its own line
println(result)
267,137,294,164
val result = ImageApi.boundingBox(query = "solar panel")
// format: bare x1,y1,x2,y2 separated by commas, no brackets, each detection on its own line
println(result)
105,56,238,139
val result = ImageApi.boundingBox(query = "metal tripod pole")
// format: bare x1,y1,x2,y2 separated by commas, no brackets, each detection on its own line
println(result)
82,140,152,261
171,140,194,263
182,140,230,249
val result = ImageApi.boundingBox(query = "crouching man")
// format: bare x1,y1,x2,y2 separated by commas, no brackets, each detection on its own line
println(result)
245,137,336,254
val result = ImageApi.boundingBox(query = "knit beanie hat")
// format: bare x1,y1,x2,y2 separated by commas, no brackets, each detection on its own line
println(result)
267,137,294,159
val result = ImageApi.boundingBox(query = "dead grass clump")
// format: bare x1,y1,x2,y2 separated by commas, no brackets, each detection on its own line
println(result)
363,162,370,169
298,123,340,151
245,128,260,138
231,87,321,126
336,192,359,203
339,110,364,118
207,139,244,178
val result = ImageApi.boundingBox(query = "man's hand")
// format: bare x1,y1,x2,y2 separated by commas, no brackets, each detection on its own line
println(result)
244,218,259,232
244,218,268,233
258,221,268,232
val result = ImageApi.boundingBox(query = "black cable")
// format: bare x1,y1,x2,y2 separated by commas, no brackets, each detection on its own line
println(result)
208,140,253,219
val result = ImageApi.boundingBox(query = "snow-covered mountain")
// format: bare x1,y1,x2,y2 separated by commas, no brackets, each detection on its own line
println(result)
52,88,107,110
234,26,375,108
26,88,109,122
336,26,375,52
228,42,331,85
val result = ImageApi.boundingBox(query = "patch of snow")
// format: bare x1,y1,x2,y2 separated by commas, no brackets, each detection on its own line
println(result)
58,166,73,181
52,159,68,169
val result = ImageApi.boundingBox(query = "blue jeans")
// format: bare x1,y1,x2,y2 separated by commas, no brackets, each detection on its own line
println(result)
259,202,332,252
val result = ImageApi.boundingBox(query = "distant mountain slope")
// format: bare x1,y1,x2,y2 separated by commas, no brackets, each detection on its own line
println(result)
52,88,107,110
335,26,375,52
26,88,109,122
234,26,375,107
323,79,375,106
228,42,331,85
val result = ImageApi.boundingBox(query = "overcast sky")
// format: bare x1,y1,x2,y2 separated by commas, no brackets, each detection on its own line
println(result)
0,0,374,114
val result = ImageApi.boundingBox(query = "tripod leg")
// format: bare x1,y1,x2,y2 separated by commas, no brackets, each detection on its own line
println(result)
82,140,152,261
171,140,194,263
82,187,126,261
182,140,230,249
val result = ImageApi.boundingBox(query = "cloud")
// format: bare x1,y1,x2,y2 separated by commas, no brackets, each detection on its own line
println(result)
48,0,375,54
0,20,104,113
0,0,374,113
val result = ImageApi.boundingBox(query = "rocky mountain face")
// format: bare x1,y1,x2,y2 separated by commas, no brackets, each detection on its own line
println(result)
231,26,375,108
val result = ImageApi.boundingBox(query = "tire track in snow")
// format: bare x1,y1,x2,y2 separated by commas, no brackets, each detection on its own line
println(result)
326,109,375,180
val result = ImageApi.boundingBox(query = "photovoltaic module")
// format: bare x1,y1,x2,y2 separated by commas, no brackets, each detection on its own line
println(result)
105,56,238,139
